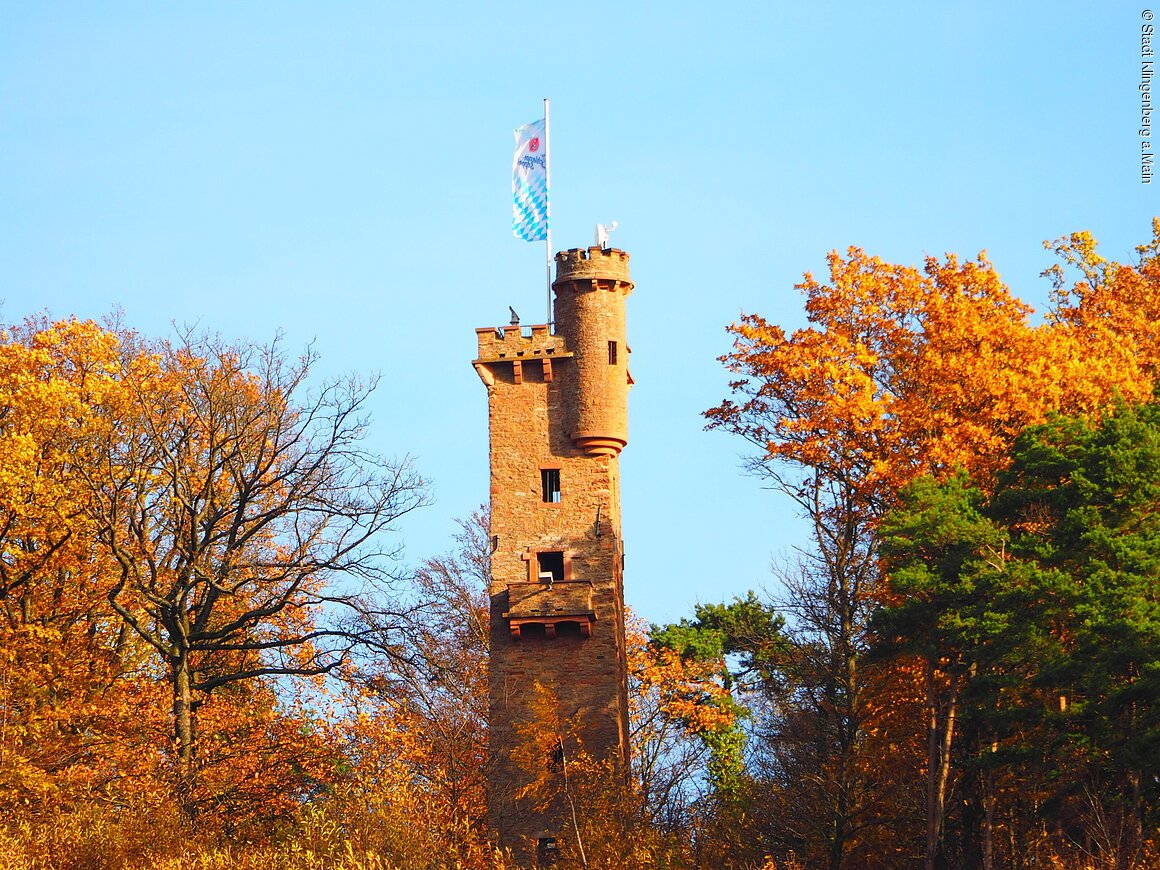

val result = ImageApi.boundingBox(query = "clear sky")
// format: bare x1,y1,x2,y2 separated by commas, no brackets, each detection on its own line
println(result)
2,2,1154,625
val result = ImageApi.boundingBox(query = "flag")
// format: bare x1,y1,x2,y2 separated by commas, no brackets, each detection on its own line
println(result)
512,118,548,241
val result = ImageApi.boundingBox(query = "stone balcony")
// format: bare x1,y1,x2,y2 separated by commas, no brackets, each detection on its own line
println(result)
502,580,596,639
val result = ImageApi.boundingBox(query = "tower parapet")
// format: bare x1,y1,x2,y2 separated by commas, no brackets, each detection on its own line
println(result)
553,245,632,283
552,247,634,456
474,324,572,387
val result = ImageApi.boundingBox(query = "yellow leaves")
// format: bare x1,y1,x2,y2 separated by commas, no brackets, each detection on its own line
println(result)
510,681,589,804
1047,226,1160,392
633,644,734,735
711,237,1160,510
0,316,481,863
625,614,741,781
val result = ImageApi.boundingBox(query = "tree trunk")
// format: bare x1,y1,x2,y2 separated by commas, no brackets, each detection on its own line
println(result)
828,645,858,870
829,788,849,870
1116,768,1143,870
981,742,996,870
172,654,198,818
559,743,587,870
925,661,959,870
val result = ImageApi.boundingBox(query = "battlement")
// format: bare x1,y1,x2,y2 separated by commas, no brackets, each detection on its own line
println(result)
474,323,571,364
554,247,633,286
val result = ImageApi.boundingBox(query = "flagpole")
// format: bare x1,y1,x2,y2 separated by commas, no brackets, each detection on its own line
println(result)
544,96,552,328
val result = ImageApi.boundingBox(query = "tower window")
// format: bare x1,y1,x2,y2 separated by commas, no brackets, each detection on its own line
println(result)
537,551,564,582
608,340,618,365
536,837,559,867
541,468,561,503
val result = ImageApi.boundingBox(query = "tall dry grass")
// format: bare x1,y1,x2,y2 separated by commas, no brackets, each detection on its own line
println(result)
0,800,508,870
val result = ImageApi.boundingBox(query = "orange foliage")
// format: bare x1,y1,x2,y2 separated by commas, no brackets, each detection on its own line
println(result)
0,317,431,856
0,318,169,819
628,615,737,741
509,680,679,868
1045,223,1160,376
708,246,1155,509
6,223,1158,866
706,230,1160,867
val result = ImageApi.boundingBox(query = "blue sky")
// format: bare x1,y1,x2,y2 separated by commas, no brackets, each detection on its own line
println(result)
1,2,1153,624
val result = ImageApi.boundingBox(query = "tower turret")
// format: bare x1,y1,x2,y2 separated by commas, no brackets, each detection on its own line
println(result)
552,247,634,456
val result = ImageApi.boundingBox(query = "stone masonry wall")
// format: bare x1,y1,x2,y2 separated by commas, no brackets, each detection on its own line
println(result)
477,248,633,863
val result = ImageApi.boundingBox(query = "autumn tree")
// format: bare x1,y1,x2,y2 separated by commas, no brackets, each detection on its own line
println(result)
338,506,492,859
708,240,1157,517
757,547,893,870
703,248,1040,867
1044,222,1160,390
650,595,782,798
704,233,1160,866
75,329,427,818
0,318,170,821
508,678,689,870
398,506,491,833
621,617,742,867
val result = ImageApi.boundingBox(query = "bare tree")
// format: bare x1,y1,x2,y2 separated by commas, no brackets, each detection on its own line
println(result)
79,330,427,816
723,460,889,869
353,507,492,837
763,501,882,870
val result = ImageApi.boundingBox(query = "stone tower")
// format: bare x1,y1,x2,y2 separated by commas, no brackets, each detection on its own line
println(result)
473,246,634,864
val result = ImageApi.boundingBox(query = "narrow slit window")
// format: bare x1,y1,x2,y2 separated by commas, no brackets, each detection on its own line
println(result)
608,340,618,365
541,468,561,503
547,740,565,772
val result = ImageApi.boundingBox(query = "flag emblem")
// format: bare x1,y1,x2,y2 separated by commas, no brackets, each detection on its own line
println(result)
513,118,548,242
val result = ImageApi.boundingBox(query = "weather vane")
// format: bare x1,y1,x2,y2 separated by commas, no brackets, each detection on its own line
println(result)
595,221,619,249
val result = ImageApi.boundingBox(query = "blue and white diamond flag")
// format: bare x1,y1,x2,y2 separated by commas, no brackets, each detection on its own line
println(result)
512,118,548,241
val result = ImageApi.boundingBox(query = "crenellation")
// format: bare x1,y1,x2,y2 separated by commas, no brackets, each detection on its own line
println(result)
554,246,632,283
475,322,571,364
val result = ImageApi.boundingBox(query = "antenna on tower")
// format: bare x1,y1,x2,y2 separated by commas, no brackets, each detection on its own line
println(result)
595,221,619,250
